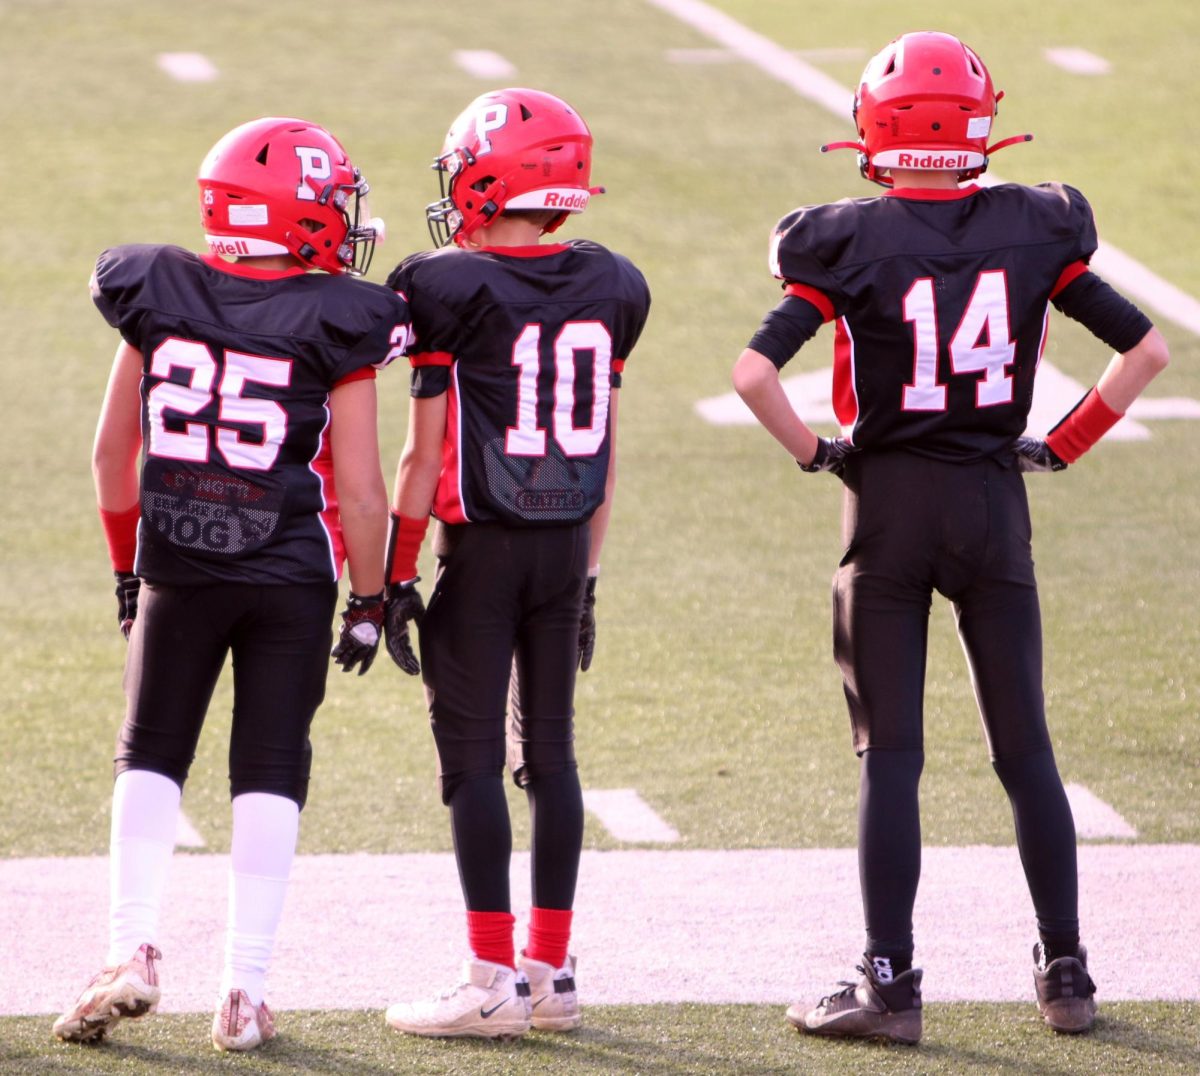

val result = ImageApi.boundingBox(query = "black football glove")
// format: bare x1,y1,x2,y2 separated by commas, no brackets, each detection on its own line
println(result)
578,575,598,672
798,436,857,476
331,590,386,675
114,571,140,640
385,581,426,676
1013,436,1068,473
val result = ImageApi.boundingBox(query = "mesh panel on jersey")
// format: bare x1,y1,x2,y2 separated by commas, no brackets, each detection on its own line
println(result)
141,461,284,558
482,439,604,523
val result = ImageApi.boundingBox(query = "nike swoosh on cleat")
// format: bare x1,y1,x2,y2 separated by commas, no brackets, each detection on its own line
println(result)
480,1002,510,1018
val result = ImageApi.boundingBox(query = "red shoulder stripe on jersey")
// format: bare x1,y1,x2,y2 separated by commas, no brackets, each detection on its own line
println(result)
785,283,835,323
99,504,140,573
410,351,453,368
1050,260,1090,299
333,367,377,388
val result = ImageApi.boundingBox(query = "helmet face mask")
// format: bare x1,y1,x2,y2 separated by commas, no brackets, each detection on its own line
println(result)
823,31,1029,187
424,88,599,248
199,117,382,274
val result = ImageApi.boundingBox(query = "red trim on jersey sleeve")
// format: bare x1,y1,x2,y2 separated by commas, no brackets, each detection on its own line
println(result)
333,367,377,388
409,351,454,368
480,244,569,258
433,371,469,524
832,318,860,430
784,283,835,323
99,504,140,573
1050,260,1090,299
612,358,627,374
1045,386,1123,464
311,423,346,579
884,184,982,202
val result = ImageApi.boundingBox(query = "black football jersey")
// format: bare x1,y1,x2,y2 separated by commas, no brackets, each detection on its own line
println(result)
770,182,1098,461
387,241,650,525
92,244,410,584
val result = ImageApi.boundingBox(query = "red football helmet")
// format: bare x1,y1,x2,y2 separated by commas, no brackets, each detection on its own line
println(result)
198,117,382,274
425,88,603,247
823,31,1031,186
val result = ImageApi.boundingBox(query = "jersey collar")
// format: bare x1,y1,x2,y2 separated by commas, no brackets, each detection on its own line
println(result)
479,244,568,258
201,254,309,279
884,184,982,202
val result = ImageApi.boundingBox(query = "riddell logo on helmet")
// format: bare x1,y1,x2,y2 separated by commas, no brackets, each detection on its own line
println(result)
896,152,970,168
873,149,986,171
543,191,588,209
207,238,252,256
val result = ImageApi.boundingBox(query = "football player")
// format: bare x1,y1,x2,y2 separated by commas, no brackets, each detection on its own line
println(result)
381,88,650,1040
54,117,409,1051
732,31,1168,1044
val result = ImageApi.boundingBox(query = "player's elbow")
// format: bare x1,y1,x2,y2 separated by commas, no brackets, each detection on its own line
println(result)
1135,327,1170,377
732,349,776,401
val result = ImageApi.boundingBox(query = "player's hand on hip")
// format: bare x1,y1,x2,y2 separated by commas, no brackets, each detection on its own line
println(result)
385,581,426,675
332,590,386,675
578,575,598,672
114,572,140,640
1013,436,1068,473
798,436,857,476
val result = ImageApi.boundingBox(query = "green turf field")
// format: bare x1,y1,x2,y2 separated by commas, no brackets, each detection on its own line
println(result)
2,0,1197,1071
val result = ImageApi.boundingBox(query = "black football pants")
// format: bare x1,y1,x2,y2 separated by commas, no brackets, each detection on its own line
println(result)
420,522,588,912
832,451,1079,960
116,580,337,808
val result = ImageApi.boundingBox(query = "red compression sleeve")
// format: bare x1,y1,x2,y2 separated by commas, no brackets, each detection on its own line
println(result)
386,512,430,584
99,504,140,573
1045,387,1124,464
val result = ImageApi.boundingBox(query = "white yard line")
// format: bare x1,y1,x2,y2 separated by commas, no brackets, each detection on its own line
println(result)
7,844,1197,1015
451,49,516,79
1044,47,1112,75
1065,784,1138,839
583,789,680,843
693,360,1199,438
156,52,218,83
643,0,1200,339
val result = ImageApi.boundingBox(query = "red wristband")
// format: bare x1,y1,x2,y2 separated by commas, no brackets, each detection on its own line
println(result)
1045,387,1123,464
386,512,429,584
99,504,140,573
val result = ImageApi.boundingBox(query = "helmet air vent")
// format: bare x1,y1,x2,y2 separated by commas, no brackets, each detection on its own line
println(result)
255,144,269,166
520,104,534,121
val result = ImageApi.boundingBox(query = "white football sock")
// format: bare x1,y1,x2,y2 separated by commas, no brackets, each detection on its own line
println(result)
107,769,181,965
220,792,300,1007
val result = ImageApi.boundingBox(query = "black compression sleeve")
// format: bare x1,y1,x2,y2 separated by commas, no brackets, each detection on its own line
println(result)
746,294,826,369
1052,271,1153,354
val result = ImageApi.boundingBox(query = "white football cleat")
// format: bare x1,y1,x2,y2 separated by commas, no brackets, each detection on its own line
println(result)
519,953,581,1031
385,958,532,1039
211,988,276,1051
53,943,162,1043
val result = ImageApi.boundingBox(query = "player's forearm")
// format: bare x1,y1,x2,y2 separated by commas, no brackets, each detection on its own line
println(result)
732,348,820,464
340,496,388,596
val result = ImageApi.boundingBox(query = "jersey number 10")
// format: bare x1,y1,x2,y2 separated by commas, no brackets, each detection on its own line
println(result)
505,321,613,458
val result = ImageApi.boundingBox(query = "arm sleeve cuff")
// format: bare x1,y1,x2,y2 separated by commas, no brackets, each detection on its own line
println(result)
746,293,827,370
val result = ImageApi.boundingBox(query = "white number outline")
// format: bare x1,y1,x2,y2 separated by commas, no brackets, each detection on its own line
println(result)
901,271,1016,412
504,321,613,459
146,338,293,471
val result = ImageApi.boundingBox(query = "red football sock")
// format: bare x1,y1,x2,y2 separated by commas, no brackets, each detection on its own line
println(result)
467,911,516,969
525,907,573,969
